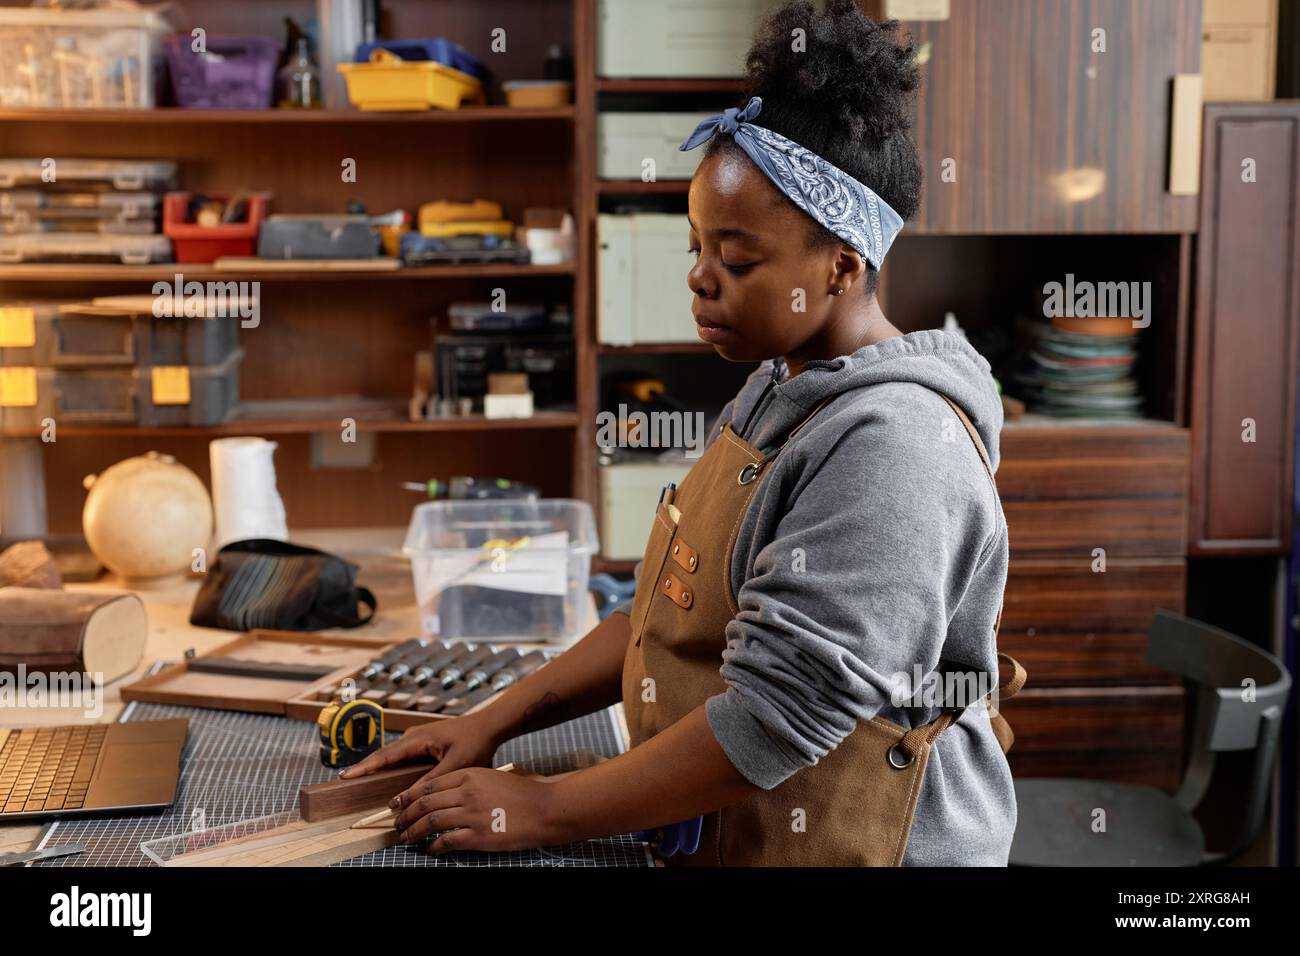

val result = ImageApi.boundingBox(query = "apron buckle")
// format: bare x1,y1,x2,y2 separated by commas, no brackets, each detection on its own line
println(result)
738,462,761,485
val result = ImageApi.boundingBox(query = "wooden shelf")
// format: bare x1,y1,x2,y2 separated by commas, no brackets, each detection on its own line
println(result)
597,179,691,194
596,78,745,93
0,262,575,282
1000,413,1184,433
597,342,713,354
0,106,576,125
2,401,580,439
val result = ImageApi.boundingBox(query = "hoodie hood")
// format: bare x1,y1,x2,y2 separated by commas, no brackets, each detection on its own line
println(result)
728,329,1004,471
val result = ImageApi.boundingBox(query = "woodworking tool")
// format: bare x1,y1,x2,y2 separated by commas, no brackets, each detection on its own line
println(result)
0,843,84,866
408,646,464,685
359,639,435,681
318,698,385,769
437,645,492,688
464,648,522,690
186,657,337,681
400,477,540,501
490,650,549,691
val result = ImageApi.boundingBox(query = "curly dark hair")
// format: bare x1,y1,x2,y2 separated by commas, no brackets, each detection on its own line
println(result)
708,0,923,292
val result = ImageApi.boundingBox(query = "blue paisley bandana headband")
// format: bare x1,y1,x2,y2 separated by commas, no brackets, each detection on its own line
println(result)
679,96,904,270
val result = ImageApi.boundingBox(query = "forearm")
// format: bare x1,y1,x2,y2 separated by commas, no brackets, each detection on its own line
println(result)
477,610,632,744
544,705,760,841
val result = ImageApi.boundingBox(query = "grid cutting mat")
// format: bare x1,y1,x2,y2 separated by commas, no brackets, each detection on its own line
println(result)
33,700,651,867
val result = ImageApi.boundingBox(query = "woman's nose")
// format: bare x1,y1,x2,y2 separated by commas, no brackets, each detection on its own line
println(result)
688,258,715,299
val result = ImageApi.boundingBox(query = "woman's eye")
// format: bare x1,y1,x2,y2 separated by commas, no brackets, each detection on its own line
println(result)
723,261,756,276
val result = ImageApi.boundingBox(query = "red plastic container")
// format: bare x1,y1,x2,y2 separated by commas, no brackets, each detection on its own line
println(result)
163,192,270,263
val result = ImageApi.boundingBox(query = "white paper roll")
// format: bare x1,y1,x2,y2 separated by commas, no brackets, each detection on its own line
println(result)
209,437,289,549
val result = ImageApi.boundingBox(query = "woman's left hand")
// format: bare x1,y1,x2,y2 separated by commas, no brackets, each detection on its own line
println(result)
391,767,564,854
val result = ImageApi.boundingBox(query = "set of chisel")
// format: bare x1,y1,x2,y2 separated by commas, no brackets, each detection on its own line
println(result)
318,638,550,716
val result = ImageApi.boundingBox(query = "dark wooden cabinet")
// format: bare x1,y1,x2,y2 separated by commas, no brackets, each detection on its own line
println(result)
996,424,1189,786
878,0,1201,233
1189,103,1300,554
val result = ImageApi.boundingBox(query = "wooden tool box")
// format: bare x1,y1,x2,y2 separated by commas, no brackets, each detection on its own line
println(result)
121,629,551,729
284,647,553,731
121,630,384,714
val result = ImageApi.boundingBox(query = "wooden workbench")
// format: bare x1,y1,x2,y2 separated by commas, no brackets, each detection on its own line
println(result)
0,527,595,857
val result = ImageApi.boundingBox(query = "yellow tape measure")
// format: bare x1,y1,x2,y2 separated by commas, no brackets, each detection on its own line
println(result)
317,698,384,768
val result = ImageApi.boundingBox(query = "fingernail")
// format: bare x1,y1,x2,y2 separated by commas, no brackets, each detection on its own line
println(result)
388,796,399,808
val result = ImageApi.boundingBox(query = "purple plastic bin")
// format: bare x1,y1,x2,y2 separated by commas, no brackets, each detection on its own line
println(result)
166,34,278,109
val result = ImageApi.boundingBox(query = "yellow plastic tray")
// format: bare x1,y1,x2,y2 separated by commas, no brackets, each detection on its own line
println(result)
337,60,485,111
418,219,514,239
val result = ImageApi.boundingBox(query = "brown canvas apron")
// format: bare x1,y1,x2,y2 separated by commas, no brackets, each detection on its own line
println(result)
621,388,1027,866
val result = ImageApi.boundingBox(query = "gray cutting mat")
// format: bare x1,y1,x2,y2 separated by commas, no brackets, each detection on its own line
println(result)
33,700,652,867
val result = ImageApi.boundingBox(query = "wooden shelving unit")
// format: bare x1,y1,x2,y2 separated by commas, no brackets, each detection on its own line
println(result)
0,262,574,282
0,106,576,125
1,0,589,533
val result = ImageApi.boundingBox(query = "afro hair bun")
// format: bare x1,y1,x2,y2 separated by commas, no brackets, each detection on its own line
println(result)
744,0,920,149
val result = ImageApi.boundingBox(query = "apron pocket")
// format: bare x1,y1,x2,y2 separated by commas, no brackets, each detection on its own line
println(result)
629,501,677,645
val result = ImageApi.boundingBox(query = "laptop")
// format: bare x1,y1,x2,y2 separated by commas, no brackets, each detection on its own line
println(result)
0,719,188,821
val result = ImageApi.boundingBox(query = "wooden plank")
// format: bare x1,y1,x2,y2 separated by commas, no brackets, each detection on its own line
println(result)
212,257,401,272
299,764,436,822
165,806,399,867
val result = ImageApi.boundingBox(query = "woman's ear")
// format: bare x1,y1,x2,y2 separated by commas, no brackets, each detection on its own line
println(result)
831,246,868,297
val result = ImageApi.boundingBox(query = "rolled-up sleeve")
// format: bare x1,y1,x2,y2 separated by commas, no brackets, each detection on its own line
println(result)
704,413,993,790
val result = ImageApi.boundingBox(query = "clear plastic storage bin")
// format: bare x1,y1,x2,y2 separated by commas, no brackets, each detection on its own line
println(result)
0,6,170,109
0,190,159,234
403,499,599,644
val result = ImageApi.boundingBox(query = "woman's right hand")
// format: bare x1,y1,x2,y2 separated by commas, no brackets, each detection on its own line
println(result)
339,709,505,782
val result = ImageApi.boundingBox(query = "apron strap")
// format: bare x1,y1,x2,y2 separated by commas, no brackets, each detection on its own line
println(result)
936,393,995,484
746,393,840,479
897,652,1027,760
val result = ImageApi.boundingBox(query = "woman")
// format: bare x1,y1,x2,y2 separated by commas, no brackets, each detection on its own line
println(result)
344,0,1021,866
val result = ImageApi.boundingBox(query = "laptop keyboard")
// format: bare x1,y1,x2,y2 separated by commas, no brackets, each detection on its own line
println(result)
0,725,107,814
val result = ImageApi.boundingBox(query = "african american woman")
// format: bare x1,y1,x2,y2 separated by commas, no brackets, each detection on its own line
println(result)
344,0,1024,867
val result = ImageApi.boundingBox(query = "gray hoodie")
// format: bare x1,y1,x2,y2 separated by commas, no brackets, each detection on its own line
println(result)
615,329,1015,866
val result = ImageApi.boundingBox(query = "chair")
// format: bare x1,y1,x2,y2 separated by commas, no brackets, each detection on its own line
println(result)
1009,610,1292,866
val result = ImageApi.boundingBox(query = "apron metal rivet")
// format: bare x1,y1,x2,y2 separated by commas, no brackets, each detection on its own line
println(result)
688,556,696,567
673,544,679,554
663,579,671,590
682,591,690,601
887,745,914,769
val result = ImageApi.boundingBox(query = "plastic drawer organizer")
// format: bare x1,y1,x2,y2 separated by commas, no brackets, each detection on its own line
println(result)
0,303,239,368
0,350,241,430
0,190,159,235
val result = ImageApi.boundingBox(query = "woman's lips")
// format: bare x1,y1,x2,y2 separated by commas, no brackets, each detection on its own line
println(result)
694,317,732,343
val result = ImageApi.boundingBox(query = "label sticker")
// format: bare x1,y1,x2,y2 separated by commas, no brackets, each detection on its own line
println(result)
0,307,35,348
151,366,191,405
0,367,37,407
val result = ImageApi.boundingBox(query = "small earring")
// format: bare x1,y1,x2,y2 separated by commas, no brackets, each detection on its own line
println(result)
834,288,845,296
